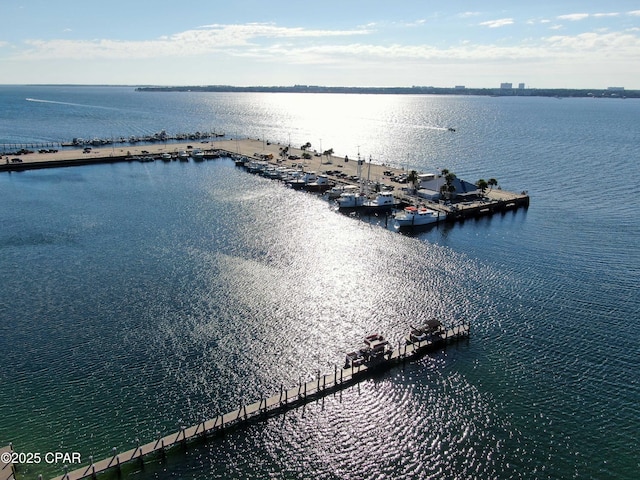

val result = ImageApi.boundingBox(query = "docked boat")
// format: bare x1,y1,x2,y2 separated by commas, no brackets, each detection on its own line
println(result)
336,191,366,209
287,171,317,190
324,184,359,200
344,333,392,368
394,205,441,227
160,153,172,161
191,149,205,161
178,151,189,161
405,319,445,345
338,191,400,211
301,174,333,192
362,191,400,211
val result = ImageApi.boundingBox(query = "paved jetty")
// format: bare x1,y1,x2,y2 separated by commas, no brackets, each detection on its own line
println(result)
0,137,529,221
41,323,469,480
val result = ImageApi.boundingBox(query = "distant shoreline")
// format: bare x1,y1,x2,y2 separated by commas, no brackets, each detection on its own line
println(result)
135,85,639,98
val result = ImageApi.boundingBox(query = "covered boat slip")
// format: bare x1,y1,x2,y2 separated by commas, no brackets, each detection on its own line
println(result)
37,323,469,480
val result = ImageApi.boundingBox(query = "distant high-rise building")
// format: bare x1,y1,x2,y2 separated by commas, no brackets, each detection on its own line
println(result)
500,83,513,89
518,83,525,89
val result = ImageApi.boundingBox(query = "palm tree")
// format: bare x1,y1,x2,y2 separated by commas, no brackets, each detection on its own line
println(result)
323,148,334,163
440,170,457,200
407,170,419,193
476,178,488,196
488,178,498,191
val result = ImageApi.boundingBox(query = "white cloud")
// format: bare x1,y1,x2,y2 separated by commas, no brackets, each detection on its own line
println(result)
557,13,590,21
544,31,640,56
14,23,372,61
627,10,640,16
479,18,514,28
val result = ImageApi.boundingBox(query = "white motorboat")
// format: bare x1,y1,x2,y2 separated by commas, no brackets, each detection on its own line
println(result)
336,191,366,209
287,171,317,190
394,205,441,227
363,191,400,211
324,184,359,200
301,174,333,192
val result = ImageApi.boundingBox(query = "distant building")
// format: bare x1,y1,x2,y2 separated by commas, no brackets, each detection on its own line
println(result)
454,85,466,90
607,87,625,91
500,83,513,89
518,83,526,89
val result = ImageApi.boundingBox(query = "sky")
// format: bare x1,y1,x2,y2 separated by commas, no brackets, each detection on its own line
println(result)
1,0,639,88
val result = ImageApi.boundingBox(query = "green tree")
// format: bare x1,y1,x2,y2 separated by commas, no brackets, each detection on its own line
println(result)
323,148,334,163
440,170,457,200
476,178,488,195
488,178,498,191
407,170,419,192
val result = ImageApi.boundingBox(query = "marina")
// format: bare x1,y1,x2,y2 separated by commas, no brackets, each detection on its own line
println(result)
0,137,529,226
34,322,469,480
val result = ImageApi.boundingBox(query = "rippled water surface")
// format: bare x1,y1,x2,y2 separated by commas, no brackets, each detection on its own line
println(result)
0,87,638,479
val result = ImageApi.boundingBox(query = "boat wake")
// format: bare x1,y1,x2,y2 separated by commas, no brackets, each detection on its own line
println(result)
25,98,116,110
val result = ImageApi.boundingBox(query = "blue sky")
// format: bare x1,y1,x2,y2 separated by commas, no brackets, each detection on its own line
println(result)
1,0,639,88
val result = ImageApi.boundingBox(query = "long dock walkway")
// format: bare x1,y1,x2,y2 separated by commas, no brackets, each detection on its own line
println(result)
40,323,469,480
0,444,15,480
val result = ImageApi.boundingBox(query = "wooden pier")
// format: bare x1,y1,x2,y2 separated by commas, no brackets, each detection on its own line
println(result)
1,444,15,480
33,323,469,480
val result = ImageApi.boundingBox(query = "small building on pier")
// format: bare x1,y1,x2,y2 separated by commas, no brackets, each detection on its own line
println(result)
417,174,480,201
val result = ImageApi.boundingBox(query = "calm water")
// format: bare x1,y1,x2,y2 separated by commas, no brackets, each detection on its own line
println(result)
0,86,638,479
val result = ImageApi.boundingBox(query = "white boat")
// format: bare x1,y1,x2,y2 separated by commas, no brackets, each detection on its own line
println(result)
362,191,400,211
160,153,172,161
394,205,441,227
337,190,399,211
191,149,205,160
336,191,366,209
301,173,333,192
178,151,189,161
287,171,317,190
324,184,359,200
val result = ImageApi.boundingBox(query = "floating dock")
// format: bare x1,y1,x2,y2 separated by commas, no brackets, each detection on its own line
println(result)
19,323,470,480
